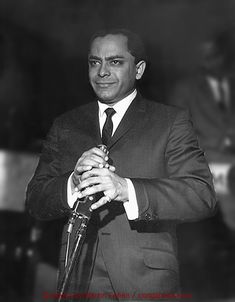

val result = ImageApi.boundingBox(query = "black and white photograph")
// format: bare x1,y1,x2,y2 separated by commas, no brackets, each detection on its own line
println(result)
0,1,235,301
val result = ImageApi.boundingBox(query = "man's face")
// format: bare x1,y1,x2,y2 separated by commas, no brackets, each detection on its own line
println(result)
200,41,225,77
88,34,139,105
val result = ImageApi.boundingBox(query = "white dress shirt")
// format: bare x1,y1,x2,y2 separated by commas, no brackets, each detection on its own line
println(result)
206,76,230,108
206,76,232,194
67,89,139,220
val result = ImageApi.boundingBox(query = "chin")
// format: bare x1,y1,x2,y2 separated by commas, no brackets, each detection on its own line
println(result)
96,92,116,103
98,98,115,105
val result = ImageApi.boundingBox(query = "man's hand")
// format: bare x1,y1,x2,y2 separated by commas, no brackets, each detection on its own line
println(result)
76,168,129,210
72,147,115,189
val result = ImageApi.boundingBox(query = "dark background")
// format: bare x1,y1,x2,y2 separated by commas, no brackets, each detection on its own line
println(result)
1,0,235,151
1,0,235,301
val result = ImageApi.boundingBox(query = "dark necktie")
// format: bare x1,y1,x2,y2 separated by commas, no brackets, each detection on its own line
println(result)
102,108,116,145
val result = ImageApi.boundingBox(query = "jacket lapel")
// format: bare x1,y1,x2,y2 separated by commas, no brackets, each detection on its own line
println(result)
81,101,102,146
108,93,146,149
80,94,146,149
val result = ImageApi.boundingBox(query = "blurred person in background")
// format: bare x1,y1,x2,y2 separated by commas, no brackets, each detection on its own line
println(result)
168,30,235,299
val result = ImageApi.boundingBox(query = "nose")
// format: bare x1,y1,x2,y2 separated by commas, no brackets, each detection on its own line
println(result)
98,62,110,77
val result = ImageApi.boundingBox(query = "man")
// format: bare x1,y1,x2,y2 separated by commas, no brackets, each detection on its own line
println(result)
26,29,216,301
168,34,235,298
168,35,235,230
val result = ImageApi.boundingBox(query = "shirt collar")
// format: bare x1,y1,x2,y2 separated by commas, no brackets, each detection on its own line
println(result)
98,89,137,118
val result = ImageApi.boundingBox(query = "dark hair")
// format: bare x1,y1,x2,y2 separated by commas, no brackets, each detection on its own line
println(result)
202,29,235,71
89,28,147,63
214,30,235,69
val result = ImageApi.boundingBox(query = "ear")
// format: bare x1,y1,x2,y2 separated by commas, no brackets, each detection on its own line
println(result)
135,60,146,80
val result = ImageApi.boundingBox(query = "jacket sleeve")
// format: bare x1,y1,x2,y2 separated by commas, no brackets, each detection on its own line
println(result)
131,109,217,223
25,118,72,220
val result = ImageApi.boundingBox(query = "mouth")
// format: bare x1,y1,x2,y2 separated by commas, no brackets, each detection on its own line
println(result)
95,82,115,88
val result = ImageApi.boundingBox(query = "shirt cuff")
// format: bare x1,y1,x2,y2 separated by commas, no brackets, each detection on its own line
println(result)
67,173,80,208
123,178,139,220
209,162,232,195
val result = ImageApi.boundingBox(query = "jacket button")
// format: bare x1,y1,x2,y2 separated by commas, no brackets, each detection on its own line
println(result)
145,213,151,220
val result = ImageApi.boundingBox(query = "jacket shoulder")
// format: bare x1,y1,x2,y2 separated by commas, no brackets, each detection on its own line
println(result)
143,98,189,122
51,101,96,130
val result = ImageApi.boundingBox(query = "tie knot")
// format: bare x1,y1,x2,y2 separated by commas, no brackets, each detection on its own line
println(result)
105,107,116,118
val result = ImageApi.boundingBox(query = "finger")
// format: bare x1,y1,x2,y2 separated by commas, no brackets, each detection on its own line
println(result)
89,147,109,162
79,183,104,197
77,176,100,191
90,195,112,210
81,168,110,181
103,163,116,172
89,154,108,166
76,147,109,170
78,158,105,169
108,165,116,172
72,173,81,186
79,156,108,169
75,165,92,175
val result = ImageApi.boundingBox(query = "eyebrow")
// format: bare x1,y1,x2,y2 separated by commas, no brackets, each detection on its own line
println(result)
88,55,125,61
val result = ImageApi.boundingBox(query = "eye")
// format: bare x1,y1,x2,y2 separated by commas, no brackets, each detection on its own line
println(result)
110,60,122,66
89,60,100,66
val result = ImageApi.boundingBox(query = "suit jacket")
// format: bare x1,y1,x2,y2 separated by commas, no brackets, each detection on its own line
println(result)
168,74,235,163
168,75,235,230
26,93,216,297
